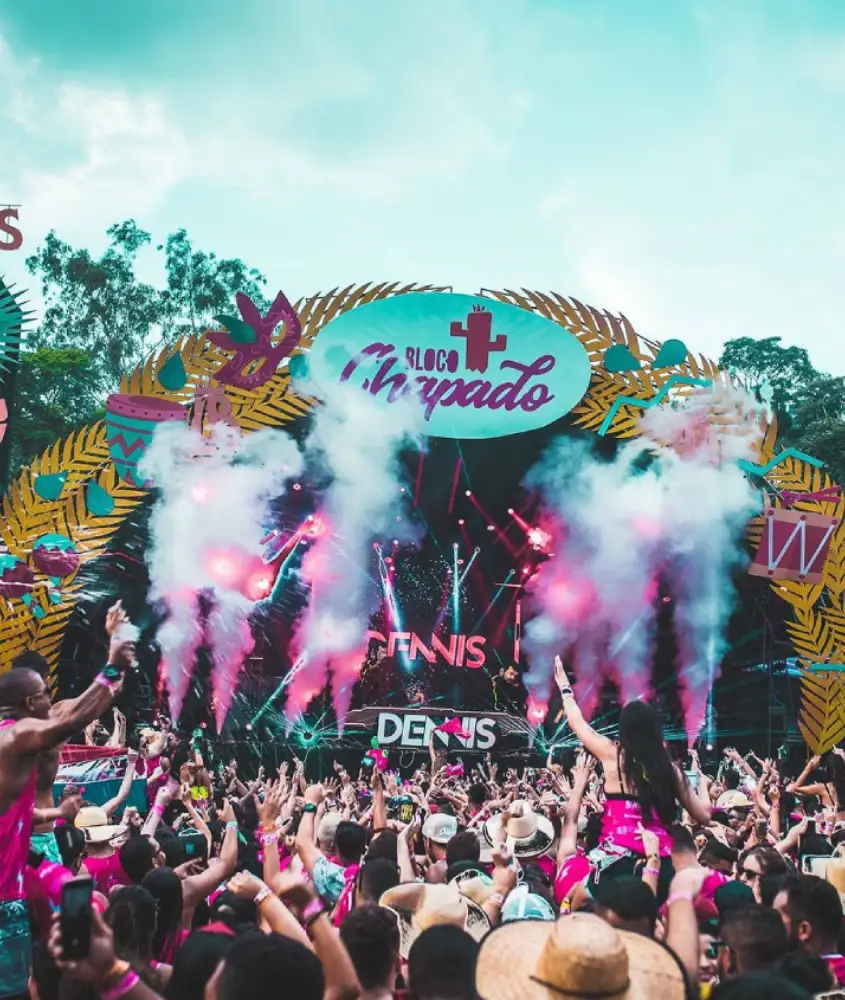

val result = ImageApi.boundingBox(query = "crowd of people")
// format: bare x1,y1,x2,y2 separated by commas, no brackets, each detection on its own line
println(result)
3,613,845,999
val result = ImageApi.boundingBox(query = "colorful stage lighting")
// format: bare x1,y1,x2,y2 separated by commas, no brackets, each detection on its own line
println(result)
244,571,273,601
527,527,552,550
306,515,326,538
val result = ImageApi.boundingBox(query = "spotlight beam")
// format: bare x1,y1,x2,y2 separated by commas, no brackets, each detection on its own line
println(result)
250,653,308,727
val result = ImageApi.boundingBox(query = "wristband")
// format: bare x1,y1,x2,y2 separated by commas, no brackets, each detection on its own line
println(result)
302,898,325,927
151,803,165,818
666,892,694,907
100,966,139,1000
303,803,318,814
487,892,506,907
225,820,238,831
643,867,661,878
95,673,121,694
101,663,123,682
560,900,572,914
261,832,279,847
254,886,273,907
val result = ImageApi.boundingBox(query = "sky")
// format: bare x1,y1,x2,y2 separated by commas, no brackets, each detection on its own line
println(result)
1,0,844,374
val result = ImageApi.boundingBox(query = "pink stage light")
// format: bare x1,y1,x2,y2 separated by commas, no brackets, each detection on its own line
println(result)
210,556,235,583
306,515,326,539
527,527,552,550
191,483,210,503
458,519,465,525
244,570,273,601
526,696,548,726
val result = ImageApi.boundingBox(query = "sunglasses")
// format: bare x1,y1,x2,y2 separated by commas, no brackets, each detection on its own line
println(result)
741,868,761,880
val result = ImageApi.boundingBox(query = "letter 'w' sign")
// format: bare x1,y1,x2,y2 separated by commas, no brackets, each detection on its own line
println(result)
749,507,839,584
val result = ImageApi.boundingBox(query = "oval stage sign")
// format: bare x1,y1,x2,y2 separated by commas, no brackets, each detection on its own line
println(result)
308,292,592,439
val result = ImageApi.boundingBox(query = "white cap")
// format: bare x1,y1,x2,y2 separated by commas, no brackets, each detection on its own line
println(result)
422,813,458,845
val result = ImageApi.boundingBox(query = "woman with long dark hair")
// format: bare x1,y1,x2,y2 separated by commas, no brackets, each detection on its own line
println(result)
554,656,712,900
142,867,189,965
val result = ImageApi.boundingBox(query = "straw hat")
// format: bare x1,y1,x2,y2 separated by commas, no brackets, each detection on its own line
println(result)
475,912,687,1000
715,790,752,810
380,882,490,958
483,801,555,859
74,806,125,845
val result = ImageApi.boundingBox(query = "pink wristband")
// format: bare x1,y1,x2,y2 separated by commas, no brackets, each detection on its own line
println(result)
302,898,324,926
643,867,661,878
100,970,139,1000
151,803,164,818
666,892,694,907
95,673,120,694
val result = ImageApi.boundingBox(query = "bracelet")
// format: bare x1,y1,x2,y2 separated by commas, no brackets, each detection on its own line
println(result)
225,820,238,831
302,898,325,928
303,803,317,814
261,832,279,847
643,867,661,878
666,892,694,907
487,893,506,907
100,966,139,1000
559,686,573,698
254,886,273,908
151,803,164,818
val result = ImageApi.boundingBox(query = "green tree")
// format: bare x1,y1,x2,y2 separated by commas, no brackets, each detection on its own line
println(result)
6,221,269,480
8,347,103,472
720,336,845,485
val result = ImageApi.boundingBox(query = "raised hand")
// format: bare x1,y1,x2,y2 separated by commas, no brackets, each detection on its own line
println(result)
104,601,127,638
227,871,266,900
554,655,570,691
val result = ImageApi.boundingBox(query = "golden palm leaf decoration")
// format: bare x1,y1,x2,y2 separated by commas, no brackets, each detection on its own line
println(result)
0,282,445,678
3,278,843,753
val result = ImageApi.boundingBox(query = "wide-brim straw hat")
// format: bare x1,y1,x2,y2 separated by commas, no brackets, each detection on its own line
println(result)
475,912,687,1000
75,806,125,845
380,882,490,959
483,801,555,859
715,790,752,810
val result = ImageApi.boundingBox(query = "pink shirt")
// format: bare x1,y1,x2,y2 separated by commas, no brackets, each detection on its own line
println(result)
0,719,37,901
600,796,673,857
84,852,129,894
554,850,592,905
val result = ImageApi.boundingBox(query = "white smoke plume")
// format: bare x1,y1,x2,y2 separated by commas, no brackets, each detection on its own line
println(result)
139,422,303,729
523,383,763,739
285,382,423,731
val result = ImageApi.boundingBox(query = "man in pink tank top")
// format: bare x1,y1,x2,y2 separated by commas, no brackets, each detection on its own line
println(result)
0,630,135,998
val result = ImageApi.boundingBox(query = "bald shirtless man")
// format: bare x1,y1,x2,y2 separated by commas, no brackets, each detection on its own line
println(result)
0,631,134,999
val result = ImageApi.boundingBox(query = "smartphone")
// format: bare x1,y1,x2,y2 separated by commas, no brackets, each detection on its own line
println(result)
61,877,93,960
684,769,700,794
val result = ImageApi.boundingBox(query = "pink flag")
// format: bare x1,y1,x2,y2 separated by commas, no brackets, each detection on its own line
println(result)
435,717,472,740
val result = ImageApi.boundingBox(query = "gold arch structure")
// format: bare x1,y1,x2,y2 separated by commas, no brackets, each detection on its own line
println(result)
2,283,843,751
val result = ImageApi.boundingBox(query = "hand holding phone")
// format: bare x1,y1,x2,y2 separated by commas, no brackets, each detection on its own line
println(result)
61,877,93,959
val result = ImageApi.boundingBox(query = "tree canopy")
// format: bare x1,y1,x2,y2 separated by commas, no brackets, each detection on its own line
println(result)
7,221,269,478
720,336,845,486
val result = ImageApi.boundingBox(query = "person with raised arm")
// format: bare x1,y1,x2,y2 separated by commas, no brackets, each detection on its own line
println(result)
554,655,712,902
0,618,135,999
